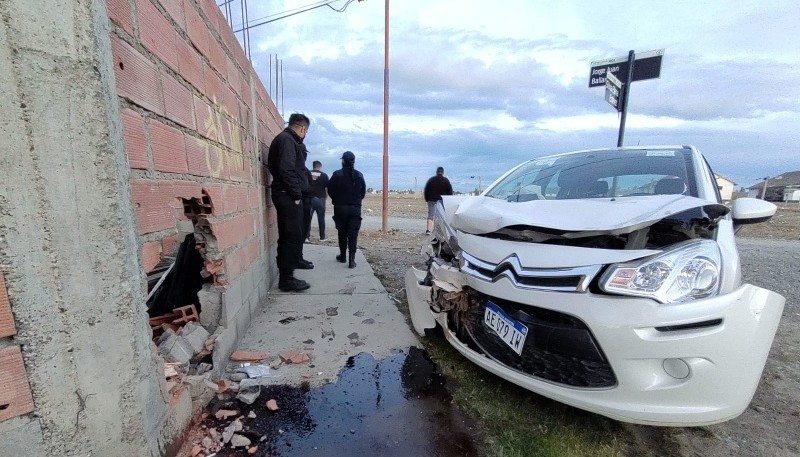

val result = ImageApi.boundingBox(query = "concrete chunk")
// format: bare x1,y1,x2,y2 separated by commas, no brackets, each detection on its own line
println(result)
181,321,210,354
157,329,194,363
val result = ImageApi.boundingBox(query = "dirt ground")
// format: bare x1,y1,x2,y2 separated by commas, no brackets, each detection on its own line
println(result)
359,194,800,456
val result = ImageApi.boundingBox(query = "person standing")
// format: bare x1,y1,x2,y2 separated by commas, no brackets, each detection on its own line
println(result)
266,113,314,292
327,151,366,268
305,160,329,241
423,166,453,234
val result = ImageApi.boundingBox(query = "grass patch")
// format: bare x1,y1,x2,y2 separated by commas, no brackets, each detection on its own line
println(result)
423,335,634,457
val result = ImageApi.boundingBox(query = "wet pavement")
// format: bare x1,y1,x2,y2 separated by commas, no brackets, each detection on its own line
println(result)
202,347,480,457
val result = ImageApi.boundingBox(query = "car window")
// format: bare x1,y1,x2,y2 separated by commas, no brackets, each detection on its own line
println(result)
485,148,695,201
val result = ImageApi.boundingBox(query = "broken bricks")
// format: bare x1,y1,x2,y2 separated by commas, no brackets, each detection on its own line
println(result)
265,399,279,411
230,350,269,362
278,350,310,364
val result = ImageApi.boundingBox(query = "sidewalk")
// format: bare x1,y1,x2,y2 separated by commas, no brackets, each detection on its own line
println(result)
233,243,419,386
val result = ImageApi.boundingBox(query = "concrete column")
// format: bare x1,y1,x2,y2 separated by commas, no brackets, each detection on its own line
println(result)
0,1,167,455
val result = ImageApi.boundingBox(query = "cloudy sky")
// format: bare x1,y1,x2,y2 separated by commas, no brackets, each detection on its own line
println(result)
222,0,800,192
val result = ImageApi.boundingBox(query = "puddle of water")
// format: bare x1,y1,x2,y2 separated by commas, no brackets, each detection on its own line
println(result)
204,346,480,457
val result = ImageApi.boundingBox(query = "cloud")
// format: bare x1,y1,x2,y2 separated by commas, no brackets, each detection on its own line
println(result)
239,0,799,191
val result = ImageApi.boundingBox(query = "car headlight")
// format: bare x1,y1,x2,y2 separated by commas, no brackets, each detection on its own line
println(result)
599,239,721,303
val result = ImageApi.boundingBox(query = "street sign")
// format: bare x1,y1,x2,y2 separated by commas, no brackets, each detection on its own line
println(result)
588,49,664,87
604,72,621,111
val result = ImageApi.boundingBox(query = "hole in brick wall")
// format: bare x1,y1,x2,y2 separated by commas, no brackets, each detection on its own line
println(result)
118,61,124,70
144,192,224,389
0,403,9,411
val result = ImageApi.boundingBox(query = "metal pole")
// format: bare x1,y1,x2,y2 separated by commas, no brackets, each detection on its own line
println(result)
280,59,284,120
381,0,390,233
617,50,635,147
761,177,769,199
268,53,272,96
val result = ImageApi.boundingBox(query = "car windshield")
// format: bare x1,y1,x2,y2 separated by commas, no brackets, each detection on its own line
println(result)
485,148,696,202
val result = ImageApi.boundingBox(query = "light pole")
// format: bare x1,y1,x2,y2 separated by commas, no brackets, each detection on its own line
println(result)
381,0,390,233
470,175,482,195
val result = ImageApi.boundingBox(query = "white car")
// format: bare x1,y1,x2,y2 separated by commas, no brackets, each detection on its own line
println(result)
405,146,784,426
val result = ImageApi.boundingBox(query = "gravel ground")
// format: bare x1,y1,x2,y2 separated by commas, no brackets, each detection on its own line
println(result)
357,196,800,456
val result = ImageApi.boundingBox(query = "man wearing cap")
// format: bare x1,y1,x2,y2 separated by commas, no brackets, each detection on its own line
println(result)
423,166,453,234
266,113,313,292
326,151,366,268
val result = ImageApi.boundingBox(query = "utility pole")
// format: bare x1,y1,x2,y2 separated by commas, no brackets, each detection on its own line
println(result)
760,177,769,200
381,0,390,234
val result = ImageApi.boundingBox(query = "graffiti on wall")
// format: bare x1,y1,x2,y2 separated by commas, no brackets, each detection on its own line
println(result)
200,97,246,180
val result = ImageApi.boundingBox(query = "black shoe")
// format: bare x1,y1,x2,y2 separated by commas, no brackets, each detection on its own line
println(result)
348,253,356,269
279,277,310,292
336,253,346,263
296,259,314,269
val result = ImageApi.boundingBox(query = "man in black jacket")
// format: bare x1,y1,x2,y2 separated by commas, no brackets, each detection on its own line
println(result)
423,166,453,234
266,113,313,292
305,160,329,241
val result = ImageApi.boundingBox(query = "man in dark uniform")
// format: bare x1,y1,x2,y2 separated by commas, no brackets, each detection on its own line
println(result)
326,151,366,268
305,160,329,241
266,113,314,292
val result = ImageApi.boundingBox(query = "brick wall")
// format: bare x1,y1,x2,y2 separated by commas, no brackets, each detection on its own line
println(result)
107,0,281,290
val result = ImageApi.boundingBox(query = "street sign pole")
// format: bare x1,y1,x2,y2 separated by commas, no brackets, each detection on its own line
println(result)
617,50,635,147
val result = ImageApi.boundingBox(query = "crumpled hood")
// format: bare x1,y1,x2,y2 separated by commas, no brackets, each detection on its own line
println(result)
443,194,729,235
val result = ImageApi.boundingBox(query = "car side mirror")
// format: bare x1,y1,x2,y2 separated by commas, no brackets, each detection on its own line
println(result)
731,198,777,232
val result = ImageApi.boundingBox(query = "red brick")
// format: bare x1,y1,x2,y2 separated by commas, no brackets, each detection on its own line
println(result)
130,180,177,234
248,187,260,210
137,0,179,72
107,0,134,35
176,38,204,93
207,145,228,180
0,346,35,421
0,273,16,338
212,213,255,251
198,0,222,30
161,233,179,256
111,34,164,115
206,34,227,79
184,2,210,58
221,83,238,126
120,108,149,170
193,95,213,138
150,119,188,173
204,185,224,213
161,73,195,129
204,64,224,107
142,241,162,272
185,134,210,177
172,181,203,200
218,23,240,60
157,0,185,30
224,247,243,281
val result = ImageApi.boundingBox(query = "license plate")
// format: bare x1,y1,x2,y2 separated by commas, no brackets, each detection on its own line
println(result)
484,300,528,355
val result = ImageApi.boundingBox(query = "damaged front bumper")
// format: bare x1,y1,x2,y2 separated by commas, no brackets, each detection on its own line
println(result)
405,264,785,426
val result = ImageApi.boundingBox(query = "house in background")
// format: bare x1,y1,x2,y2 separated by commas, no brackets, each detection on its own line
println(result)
714,174,736,201
747,171,800,201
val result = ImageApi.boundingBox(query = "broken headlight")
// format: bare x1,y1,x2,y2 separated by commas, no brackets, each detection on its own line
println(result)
599,239,721,303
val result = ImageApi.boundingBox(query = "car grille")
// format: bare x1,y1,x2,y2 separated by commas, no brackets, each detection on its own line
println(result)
458,295,617,388
461,251,601,292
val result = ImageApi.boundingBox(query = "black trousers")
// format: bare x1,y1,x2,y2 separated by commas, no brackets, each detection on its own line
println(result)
309,197,326,239
332,204,362,255
272,191,303,277
302,196,312,240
